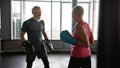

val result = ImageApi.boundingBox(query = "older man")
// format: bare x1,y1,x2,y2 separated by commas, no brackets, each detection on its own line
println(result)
21,6,50,68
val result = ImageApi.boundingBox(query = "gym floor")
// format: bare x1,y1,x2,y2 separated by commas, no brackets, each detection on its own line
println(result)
0,52,96,68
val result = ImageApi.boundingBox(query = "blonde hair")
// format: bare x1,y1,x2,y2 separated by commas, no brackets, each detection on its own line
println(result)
72,5,84,17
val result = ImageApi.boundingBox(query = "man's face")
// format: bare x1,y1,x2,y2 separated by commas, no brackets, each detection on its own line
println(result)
32,8,41,19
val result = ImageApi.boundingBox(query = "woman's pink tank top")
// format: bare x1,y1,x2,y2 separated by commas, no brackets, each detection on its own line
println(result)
71,22,91,58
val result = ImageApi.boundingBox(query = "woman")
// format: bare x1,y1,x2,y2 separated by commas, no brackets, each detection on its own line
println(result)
68,5,94,68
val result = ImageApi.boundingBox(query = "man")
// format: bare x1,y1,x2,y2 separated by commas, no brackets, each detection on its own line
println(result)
21,6,50,68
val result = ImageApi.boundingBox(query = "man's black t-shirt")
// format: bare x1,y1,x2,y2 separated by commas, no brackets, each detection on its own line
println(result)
21,18,47,58
21,18,45,39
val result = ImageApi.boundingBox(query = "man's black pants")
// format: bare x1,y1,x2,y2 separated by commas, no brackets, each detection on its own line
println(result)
24,42,50,68
26,56,50,68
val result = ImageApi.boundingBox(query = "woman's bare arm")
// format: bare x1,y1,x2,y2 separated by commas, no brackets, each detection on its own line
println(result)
75,24,90,48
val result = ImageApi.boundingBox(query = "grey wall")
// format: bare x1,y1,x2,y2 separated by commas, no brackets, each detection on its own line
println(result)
1,0,11,40
0,41,1,53
97,0,120,68
1,40,72,52
0,0,1,52
0,0,11,52
1,40,97,53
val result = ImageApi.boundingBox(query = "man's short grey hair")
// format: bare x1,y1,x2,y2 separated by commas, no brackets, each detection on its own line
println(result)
32,6,41,12
72,5,84,17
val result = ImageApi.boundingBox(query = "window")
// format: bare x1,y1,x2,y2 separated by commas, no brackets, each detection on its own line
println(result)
61,0,72,2
61,3,72,33
11,1,21,39
52,2,60,40
11,0,99,40
78,0,90,2
92,1,99,40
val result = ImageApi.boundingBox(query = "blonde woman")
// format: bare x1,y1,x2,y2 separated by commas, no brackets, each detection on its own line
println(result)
68,5,94,68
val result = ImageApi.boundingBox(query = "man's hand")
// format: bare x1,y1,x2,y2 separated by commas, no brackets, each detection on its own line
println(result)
21,41,31,47
45,38,49,42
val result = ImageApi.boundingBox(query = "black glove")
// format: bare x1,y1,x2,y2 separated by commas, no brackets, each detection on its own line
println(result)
22,41,31,47
45,38,49,42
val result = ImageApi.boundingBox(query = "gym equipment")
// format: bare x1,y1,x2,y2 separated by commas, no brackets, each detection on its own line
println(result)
44,40,54,52
60,30,76,45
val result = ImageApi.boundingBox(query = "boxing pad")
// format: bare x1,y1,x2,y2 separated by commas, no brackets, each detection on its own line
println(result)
22,41,34,53
60,30,76,45
22,41,31,47
44,40,54,52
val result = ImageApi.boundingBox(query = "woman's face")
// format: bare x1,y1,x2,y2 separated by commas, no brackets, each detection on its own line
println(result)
72,12,78,23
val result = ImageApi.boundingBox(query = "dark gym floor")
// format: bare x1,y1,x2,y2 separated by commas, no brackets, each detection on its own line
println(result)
0,52,96,68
